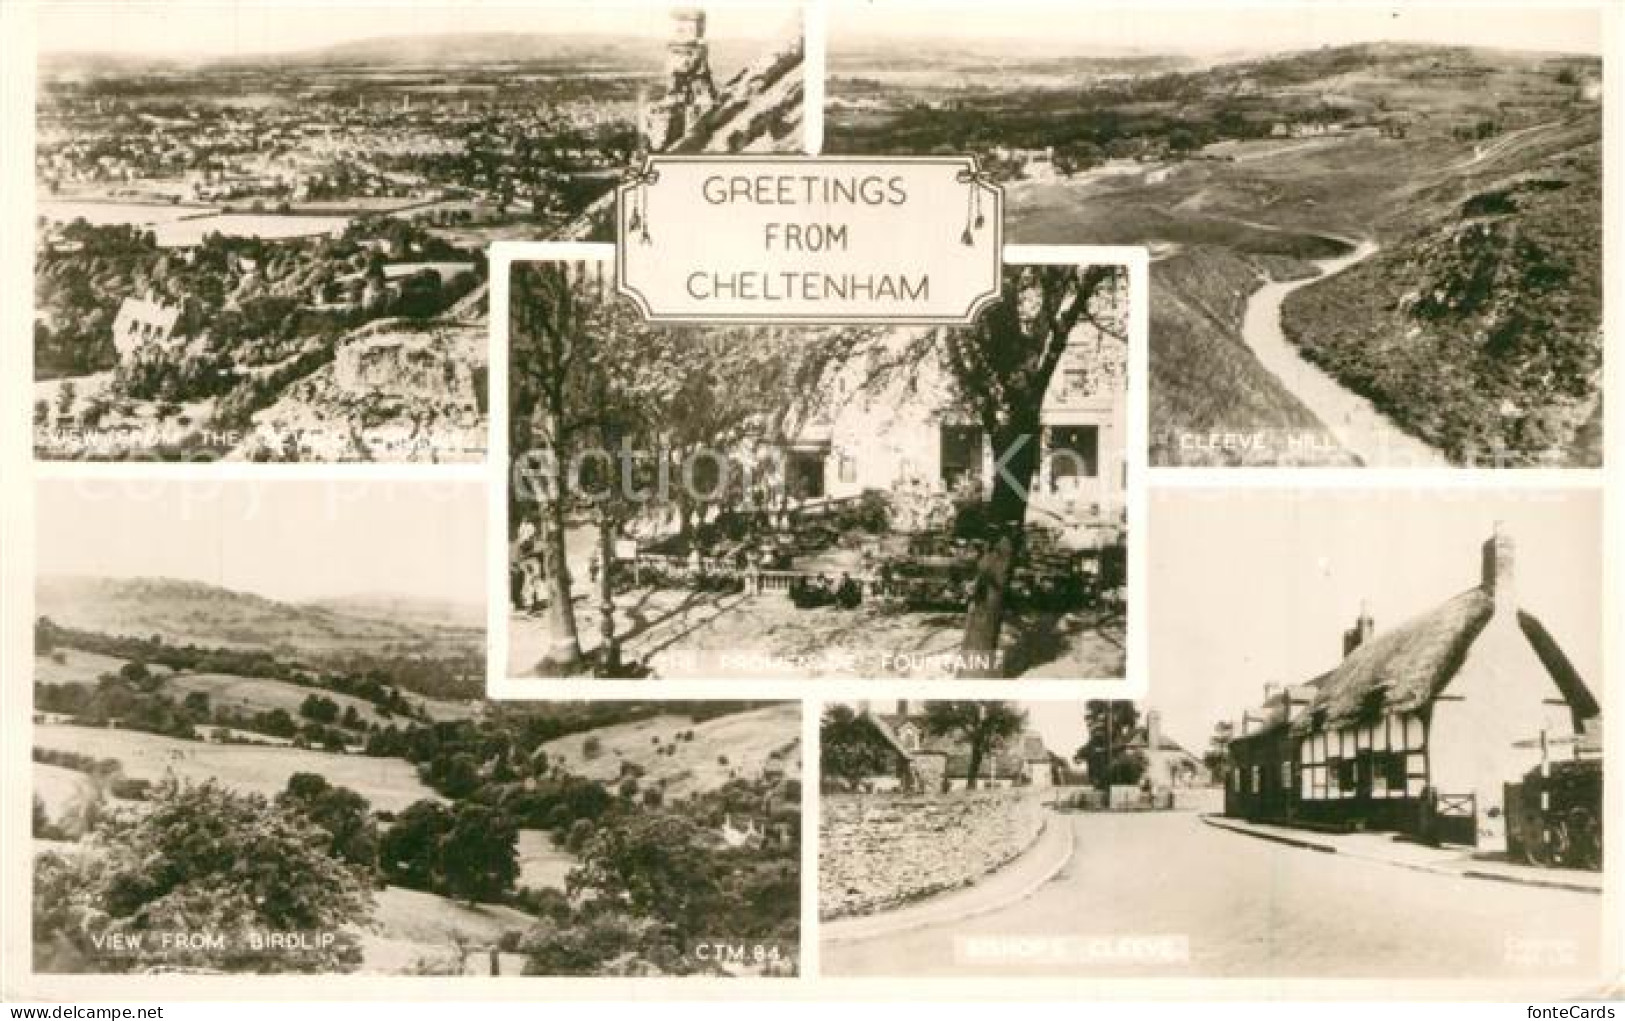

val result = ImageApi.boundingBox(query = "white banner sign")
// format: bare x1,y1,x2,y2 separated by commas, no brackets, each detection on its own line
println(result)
616,156,1002,324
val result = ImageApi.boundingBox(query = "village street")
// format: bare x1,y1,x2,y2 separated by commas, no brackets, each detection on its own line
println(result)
822,810,1603,979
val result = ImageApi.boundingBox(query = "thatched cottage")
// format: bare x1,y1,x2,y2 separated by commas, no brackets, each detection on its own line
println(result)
1224,524,1599,851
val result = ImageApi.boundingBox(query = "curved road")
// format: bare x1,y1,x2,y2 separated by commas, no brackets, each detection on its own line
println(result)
1239,237,1450,468
821,811,1602,979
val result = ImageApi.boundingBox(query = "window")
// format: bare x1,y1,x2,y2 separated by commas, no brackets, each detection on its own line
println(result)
1250,765,1260,793
939,425,983,490
1281,760,1292,788
787,450,825,500
837,454,857,484
1047,425,1100,481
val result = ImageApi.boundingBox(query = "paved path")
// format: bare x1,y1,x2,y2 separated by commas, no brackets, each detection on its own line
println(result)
1239,237,1450,468
821,811,1603,979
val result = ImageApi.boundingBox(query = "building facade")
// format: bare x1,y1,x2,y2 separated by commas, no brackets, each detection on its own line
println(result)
778,306,1128,546
1225,526,1600,851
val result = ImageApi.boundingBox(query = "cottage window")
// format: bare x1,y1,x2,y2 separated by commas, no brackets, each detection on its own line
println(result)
1301,770,1314,800
838,454,857,484
1356,725,1372,751
1374,719,1390,751
1250,765,1260,793
1281,760,1292,788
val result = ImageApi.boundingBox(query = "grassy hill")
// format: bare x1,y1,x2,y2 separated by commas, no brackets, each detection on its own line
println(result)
36,575,482,658
34,722,437,813
831,42,1602,466
1281,117,1602,465
539,703,801,800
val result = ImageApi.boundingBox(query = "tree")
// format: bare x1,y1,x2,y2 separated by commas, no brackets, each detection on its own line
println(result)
813,266,1127,675
819,705,899,790
942,266,1127,673
923,701,1027,791
35,778,372,973
278,773,379,871
568,812,721,941
379,799,451,891
1076,700,1140,790
439,804,520,905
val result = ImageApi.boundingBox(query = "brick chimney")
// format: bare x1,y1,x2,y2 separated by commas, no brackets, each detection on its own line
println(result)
1481,522,1515,610
1146,710,1162,750
1343,600,1375,657
896,700,910,717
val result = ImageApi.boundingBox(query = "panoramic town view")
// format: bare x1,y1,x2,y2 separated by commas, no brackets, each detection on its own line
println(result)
32,4,803,460
31,481,800,976
505,258,1130,680
827,6,1604,467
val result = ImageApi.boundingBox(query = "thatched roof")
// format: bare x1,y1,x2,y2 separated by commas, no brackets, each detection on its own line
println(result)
1287,590,1599,735
1291,589,1492,734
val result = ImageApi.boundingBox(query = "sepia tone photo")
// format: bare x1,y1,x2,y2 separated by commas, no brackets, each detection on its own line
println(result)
29,480,799,976
501,252,1132,680
827,5,1605,467
32,3,804,461
819,489,1604,979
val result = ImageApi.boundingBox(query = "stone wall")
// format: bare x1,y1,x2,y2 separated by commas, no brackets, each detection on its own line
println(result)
819,789,1045,920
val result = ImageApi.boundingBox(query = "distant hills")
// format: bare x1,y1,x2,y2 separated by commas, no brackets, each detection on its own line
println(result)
36,575,482,657
38,30,772,78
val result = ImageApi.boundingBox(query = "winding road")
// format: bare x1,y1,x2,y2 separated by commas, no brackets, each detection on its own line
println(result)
1239,236,1450,467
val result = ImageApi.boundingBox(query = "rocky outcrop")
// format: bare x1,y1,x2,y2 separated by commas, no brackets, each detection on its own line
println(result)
819,789,1045,921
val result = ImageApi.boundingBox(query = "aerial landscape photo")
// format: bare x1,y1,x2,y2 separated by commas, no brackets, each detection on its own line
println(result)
31,480,800,976
827,5,1604,467
32,3,804,460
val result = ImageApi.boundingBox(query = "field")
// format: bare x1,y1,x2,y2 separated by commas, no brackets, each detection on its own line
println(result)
539,702,801,799
164,671,394,728
34,722,438,812
358,886,538,976
34,647,170,686
515,829,577,892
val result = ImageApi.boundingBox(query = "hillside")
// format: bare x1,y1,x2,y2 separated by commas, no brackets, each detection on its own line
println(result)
539,703,801,800
34,722,437,812
1282,117,1602,465
36,575,481,658
1150,247,1356,466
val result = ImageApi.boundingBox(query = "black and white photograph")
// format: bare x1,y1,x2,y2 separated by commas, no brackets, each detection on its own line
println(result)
31,2,804,460
29,480,800,976
826,4,1605,467
501,252,1134,681
818,487,1605,979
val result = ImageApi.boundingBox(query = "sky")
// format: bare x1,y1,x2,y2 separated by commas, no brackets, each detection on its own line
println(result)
1146,486,1602,754
832,2,1605,56
35,479,486,606
34,1,797,57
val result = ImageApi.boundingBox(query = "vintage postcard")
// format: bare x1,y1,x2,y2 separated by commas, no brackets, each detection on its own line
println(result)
1,0,1619,1010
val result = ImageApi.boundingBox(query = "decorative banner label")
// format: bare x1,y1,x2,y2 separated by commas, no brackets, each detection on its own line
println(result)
616,156,1002,324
